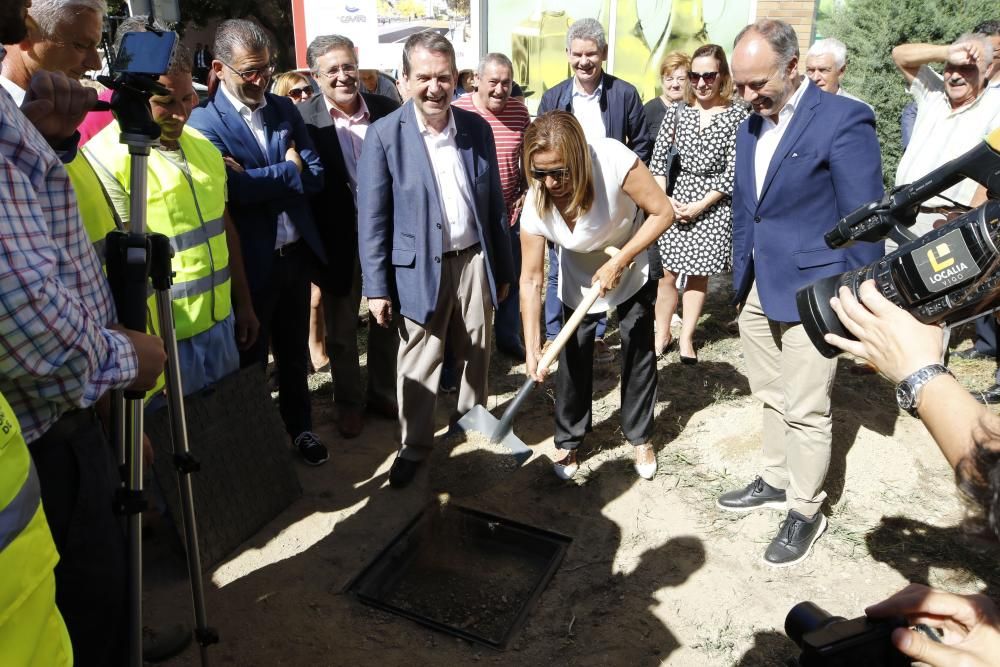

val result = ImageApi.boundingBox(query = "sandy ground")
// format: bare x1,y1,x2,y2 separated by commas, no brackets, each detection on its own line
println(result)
145,278,1000,666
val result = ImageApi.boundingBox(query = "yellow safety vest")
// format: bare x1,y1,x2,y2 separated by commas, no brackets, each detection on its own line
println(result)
0,391,73,666
85,122,231,341
65,152,166,400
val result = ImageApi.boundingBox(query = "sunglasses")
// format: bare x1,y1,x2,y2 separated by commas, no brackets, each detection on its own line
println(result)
688,71,719,84
530,167,570,181
288,85,314,99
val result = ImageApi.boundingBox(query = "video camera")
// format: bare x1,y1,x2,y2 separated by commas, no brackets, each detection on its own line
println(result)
785,601,936,666
796,128,1000,357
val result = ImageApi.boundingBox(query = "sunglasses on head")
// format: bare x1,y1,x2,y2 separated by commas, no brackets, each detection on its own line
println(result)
688,71,719,84
530,167,570,181
288,85,314,99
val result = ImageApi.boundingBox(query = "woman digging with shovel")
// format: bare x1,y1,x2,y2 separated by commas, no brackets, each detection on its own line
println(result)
519,111,675,481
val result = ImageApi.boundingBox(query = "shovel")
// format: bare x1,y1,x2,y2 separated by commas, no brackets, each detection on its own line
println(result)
457,247,624,465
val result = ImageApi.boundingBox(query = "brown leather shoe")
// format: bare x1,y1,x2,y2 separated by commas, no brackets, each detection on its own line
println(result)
366,396,399,420
337,406,364,438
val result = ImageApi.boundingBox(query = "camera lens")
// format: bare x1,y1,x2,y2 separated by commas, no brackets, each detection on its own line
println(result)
785,601,845,648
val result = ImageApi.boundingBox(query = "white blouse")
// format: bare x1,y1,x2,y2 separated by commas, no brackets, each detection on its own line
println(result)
521,137,648,313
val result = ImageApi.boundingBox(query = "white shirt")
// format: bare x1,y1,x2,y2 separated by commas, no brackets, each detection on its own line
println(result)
414,109,478,252
572,80,606,147
895,66,1000,243
0,75,24,106
219,82,300,249
324,94,370,203
520,137,648,313
754,77,809,201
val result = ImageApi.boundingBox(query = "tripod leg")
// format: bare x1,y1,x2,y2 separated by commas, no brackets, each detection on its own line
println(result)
154,285,218,665
126,397,145,667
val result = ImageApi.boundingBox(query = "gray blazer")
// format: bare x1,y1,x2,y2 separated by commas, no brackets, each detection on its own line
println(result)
357,102,515,326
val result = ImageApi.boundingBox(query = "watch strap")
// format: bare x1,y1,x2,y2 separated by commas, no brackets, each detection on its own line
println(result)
897,363,953,416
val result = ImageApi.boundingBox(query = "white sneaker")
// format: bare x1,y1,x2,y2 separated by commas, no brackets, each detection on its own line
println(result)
634,443,657,480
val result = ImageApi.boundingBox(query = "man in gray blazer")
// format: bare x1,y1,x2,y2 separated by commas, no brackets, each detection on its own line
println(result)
358,31,514,488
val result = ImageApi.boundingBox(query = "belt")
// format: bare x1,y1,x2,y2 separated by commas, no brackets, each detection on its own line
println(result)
442,243,480,259
275,239,304,257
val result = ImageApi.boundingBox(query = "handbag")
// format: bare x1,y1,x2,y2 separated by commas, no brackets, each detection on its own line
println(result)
661,103,684,196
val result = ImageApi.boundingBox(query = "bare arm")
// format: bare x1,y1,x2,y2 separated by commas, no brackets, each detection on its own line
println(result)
892,41,989,85
520,231,547,382
592,160,674,295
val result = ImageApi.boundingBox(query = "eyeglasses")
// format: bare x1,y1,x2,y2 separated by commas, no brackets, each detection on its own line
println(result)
288,85,314,99
318,64,359,79
220,60,275,83
662,75,687,84
530,167,570,181
688,71,719,84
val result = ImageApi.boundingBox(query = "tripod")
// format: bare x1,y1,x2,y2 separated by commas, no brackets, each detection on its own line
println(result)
103,75,217,667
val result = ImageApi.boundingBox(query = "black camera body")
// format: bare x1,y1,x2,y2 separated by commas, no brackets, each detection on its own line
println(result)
797,129,1000,355
786,602,910,667
799,201,1000,357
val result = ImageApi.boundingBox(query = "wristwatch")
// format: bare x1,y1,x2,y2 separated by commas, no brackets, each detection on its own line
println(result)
895,364,953,416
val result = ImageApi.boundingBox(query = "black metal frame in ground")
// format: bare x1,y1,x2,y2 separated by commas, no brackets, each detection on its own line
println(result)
347,502,572,649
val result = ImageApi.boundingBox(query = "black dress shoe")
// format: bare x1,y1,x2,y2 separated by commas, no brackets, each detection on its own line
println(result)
974,384,1000,405
389,456,420,488
717,476,786,512
953,347,992,361
680,354,698,365
763,510,827,567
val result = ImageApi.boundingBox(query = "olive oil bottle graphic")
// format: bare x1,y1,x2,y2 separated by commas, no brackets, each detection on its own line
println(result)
511,2,573,110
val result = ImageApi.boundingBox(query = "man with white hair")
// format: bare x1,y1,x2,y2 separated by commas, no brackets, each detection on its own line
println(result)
891,33,1000,247
805,37,870,108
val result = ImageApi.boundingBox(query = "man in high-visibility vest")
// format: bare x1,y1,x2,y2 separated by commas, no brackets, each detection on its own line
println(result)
85,30,259,402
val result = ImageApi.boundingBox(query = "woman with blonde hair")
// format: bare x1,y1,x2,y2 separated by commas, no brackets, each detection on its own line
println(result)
520,111,674,481
643,51,691,137
271,70,314,104
649,44,748,362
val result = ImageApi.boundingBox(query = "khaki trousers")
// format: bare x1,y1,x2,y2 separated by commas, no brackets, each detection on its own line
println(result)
397,249,492,460
738,282,838,516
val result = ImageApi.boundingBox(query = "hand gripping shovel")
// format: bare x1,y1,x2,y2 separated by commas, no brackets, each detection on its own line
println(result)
456,247,623,465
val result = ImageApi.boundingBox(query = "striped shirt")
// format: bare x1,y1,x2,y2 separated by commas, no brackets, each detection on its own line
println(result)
452,94,530,223
0,82,137,443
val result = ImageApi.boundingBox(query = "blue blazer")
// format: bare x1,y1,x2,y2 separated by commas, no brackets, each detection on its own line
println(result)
357,103,515,326
731,81,885,322
188,91,325,295
538,72,652,163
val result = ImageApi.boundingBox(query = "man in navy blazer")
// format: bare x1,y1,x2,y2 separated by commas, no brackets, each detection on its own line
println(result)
536,18,652,360
716,20,884,566
188,19,329,466
357,32,514,488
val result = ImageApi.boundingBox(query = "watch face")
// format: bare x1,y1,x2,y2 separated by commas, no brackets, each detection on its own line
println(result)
896,383,915,409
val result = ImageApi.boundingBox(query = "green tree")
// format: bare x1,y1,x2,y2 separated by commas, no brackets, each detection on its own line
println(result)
179,0,295,69
819,0,996,186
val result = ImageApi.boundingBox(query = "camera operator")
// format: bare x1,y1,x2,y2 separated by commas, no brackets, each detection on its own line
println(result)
824,279,1000,666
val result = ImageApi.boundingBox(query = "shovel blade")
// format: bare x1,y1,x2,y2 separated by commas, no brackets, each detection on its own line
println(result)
455,405,532,466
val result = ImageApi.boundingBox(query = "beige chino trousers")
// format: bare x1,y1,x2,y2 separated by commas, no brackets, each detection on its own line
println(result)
738,282,838,516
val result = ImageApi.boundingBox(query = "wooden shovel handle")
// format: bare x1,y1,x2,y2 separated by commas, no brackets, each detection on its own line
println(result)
536,246,629,374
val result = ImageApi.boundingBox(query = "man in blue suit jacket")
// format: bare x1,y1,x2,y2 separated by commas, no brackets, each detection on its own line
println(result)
358,32,514,488
188,19,329,466
716,20,884,567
